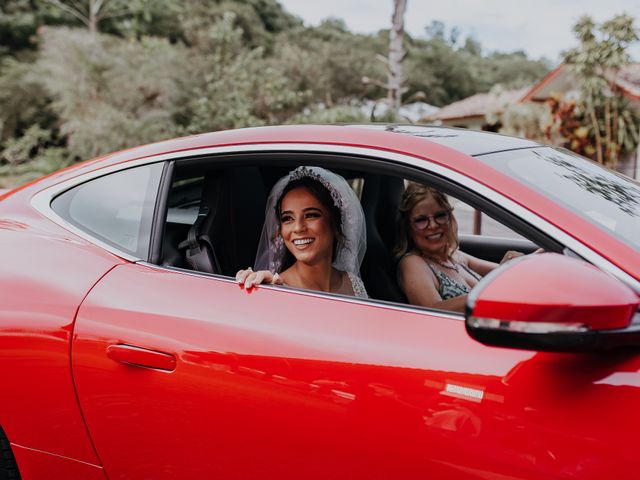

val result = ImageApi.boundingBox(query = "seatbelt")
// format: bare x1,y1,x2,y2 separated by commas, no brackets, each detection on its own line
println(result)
180,206,209,253
178,190,222,274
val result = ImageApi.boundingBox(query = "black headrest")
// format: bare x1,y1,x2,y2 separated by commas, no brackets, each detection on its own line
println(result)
360,174,406,303
203,167,266,276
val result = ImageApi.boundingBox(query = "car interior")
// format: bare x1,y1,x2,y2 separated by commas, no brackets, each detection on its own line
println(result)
154,153,551,306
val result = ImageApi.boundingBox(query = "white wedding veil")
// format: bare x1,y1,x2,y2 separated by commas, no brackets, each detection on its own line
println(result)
254,166,366,275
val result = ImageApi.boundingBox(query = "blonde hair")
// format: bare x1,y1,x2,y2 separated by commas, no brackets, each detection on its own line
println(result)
394,182,459,259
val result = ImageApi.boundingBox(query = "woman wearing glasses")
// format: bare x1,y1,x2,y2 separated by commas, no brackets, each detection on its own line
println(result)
395,182,521,312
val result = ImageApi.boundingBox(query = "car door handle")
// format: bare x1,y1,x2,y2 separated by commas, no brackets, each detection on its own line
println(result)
106,344,177,372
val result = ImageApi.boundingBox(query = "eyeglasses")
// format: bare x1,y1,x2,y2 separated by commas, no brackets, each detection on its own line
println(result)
411,210,450,230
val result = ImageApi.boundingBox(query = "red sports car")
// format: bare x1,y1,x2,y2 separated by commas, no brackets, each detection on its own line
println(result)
0,125,639,480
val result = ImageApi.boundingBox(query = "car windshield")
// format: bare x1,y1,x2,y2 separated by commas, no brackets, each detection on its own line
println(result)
478,146,640,251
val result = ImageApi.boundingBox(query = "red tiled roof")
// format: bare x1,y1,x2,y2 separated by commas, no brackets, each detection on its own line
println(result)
524,63,640,102
520,65,565,102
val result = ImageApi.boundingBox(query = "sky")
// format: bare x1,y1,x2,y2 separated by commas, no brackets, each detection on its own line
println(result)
278,0,640,64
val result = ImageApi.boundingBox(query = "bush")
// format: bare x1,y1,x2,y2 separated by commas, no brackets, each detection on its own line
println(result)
0,57,53,143
287,105,368,124
38,27,189,160
181,12,308,133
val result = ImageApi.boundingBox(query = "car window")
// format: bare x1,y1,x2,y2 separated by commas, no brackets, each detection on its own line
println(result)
160,165,365,277
479,147,640,251
157,161,548,314
451,197,525,240
51,163,163,258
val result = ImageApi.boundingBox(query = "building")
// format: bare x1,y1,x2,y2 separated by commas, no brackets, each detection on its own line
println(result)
428,64,640,178
428,87,530,131
522,63,640,104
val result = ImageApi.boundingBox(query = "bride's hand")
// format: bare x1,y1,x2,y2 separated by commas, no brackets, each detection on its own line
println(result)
235,268,283,289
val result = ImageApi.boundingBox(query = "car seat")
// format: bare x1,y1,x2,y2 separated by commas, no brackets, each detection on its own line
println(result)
360,174,407,302
179,167,266,275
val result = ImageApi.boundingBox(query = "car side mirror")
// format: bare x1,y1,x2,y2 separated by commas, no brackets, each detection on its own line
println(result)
465,253,640,352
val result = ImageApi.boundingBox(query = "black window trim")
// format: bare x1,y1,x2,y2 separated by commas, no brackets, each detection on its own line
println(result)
48,162,165,261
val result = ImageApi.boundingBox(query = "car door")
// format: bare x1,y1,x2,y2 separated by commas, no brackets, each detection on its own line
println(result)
71,259,640,480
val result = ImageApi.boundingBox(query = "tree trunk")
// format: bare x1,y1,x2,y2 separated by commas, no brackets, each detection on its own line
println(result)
89,0,99,34
611,98,620,167
388,0,407,115
604,98,612,164
590,110,603,164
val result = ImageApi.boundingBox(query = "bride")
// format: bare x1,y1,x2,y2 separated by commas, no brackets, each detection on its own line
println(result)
236,166,367,298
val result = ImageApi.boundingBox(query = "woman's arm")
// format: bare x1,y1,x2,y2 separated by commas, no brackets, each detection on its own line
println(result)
398,255,468,313
459,249,533,277
458,251,498,277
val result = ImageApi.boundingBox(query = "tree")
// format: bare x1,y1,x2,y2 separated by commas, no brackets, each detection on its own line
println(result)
179,13,307,133
43,0,134,34
0,1,556,188
405,23,549,107
272,21,384,107
425,20,459,46
178,0,299,51
0,0,41,54
561,14,640,166
0,57,52,144
38,26,189,159
405,36,476,106
387,0,407,114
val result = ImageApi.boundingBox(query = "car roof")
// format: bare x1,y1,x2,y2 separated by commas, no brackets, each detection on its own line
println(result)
346,124,540,156
36,124,541,186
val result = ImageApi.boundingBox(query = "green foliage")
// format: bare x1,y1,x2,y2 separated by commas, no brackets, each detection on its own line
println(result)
39,0,143,34
108,0,184,40
182,12,307,133
405,30,549,107
562,14,640,165
424,20,459,46
0,119,69,186
0,56,53,143
245,0,300,33
0,0,40,56
405,38,476,106
286,106,368,125
564,14,638,112
0,0,41,54
481,51,550,89
178,0,299,51
0,4,555,188
272,22,385,107
497,103,549,141
1,125,51,165
0,146,71,186
485,89,549,141
38,27,189,159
